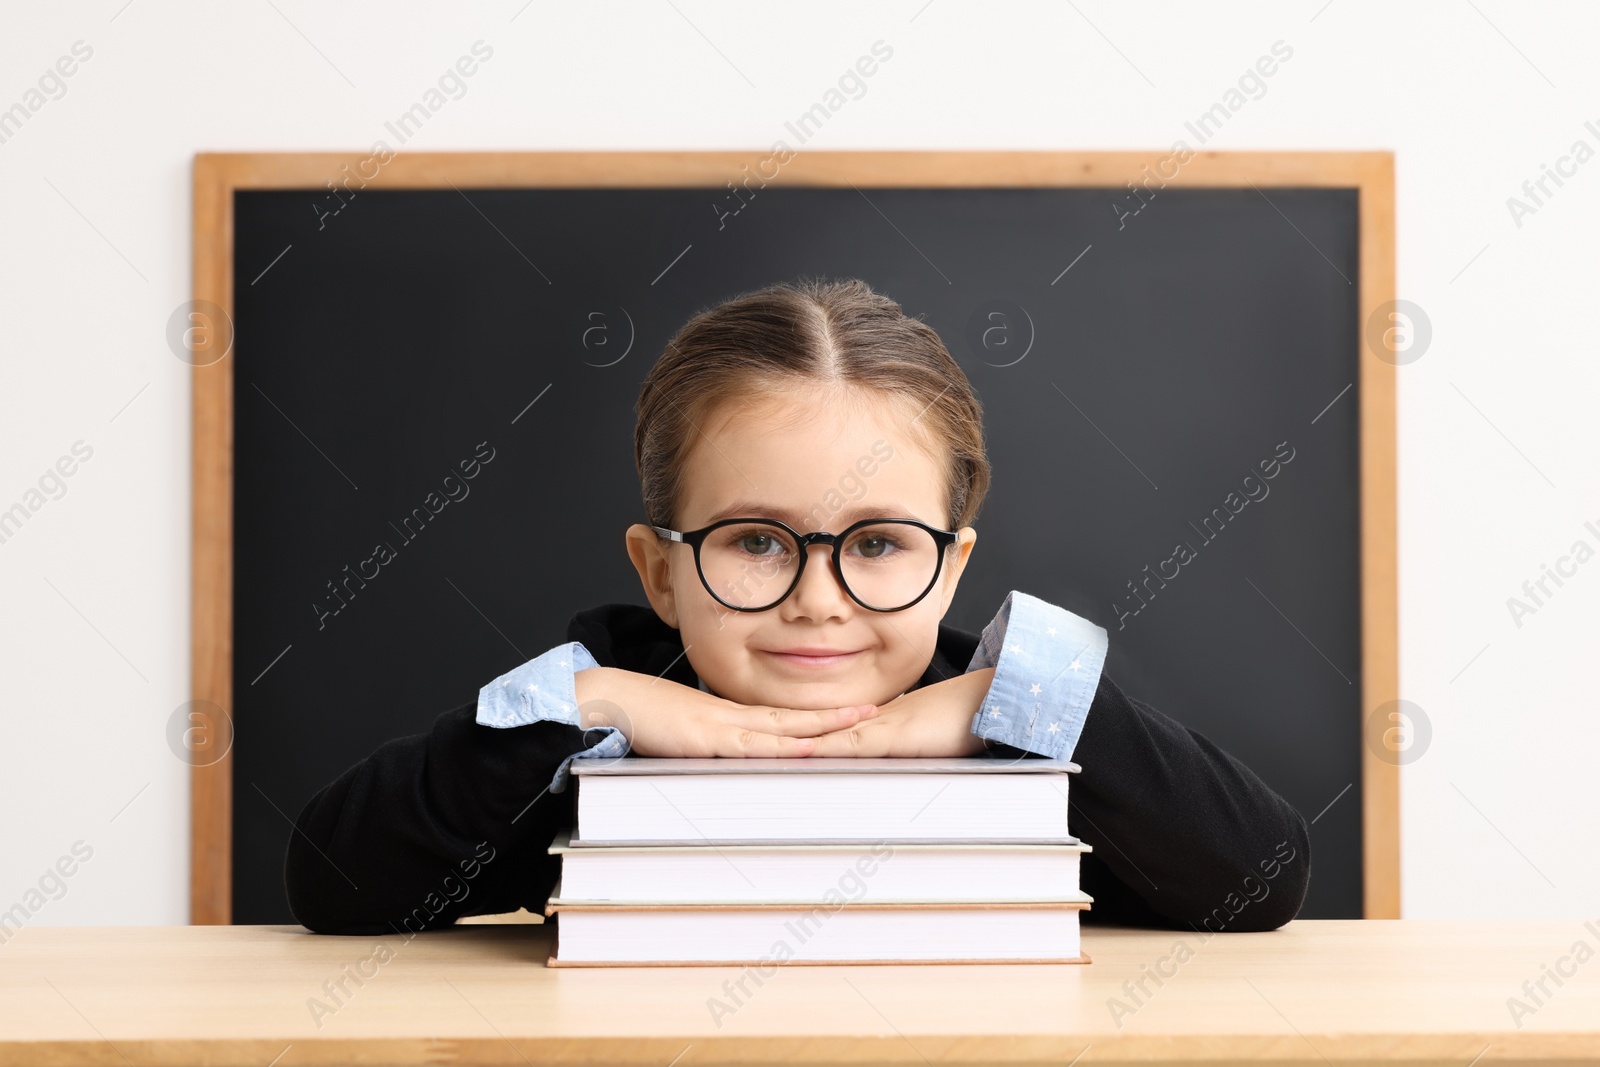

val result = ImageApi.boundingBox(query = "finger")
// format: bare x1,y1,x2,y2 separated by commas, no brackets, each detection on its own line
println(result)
805,722,896,758
730,704,878,739
716,728,818,758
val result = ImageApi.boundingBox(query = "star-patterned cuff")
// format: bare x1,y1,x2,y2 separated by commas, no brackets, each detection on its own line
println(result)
965,590,1108,761
476,641,608,793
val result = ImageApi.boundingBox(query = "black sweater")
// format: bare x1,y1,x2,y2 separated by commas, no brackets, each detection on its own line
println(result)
284,602,1311,935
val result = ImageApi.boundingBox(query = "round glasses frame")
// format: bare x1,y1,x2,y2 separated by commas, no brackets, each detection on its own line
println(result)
651,516,962,613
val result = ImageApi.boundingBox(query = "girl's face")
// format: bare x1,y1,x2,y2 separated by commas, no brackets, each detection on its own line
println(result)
625,387,977,711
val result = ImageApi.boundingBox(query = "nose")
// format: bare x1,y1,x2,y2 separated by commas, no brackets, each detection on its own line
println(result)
784,541,851,617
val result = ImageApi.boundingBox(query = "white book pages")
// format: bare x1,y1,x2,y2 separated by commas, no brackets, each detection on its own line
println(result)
551,905,1084,963
555,843,1086,903
576,771,1074,843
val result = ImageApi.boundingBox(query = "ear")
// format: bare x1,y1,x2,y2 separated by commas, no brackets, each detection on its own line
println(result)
935,526,978,614
625,523,681,628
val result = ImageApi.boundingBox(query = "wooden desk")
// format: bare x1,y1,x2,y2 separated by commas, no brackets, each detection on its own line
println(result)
3,921,1597,1065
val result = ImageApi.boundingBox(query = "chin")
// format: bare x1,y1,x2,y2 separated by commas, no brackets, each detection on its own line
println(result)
766,679,884,711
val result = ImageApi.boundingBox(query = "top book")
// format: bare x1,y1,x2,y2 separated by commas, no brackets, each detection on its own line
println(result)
569,756,1080,845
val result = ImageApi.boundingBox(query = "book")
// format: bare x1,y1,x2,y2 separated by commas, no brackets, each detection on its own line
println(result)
548,828,1091,903
544,885,1090,965
544,756,1092,967
568,756,1080,844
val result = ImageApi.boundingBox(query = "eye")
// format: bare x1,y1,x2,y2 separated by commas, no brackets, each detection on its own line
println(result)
737,532,782,555
858,536,889,558
715,524,795,559
847,531,906,559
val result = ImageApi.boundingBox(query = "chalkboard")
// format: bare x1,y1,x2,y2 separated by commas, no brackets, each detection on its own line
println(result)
209,155,1393,925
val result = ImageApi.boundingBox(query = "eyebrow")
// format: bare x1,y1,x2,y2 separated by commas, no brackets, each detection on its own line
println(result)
702,501,931,528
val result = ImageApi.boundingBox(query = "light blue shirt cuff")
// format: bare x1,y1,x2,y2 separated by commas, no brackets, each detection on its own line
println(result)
965,590,1108,761
476,641,609,794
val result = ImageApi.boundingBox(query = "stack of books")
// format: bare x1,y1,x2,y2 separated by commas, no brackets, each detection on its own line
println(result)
543,756,1092,966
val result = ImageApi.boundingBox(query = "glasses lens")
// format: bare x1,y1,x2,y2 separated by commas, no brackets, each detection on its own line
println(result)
699,522,802,609
838,522,941,610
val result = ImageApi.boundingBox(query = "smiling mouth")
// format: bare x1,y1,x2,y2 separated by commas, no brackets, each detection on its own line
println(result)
759,649,864,668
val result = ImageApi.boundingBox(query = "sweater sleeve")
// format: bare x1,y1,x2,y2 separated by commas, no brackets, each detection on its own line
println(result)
283,698,589,935
1070,669,1311,932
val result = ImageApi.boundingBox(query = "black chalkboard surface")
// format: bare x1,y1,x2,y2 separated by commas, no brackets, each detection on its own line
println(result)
232,184,1361,923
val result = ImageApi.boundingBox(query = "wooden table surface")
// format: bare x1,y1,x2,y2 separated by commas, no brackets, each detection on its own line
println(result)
3,920,1598,1065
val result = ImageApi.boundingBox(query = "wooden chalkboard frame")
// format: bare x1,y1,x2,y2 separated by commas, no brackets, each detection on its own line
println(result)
190,151,1397,924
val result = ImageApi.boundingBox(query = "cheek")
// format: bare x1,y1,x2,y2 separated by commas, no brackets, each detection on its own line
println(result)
679,615,766,704
671,558,724,622
677,599,752,663
876,607,943,668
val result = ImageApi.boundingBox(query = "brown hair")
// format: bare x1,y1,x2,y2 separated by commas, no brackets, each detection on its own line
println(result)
634,277,990,534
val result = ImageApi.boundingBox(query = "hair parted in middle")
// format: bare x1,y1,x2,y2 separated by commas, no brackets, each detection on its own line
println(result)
633,276,990,534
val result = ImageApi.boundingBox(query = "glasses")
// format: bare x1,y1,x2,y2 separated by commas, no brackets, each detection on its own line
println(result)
652,516,961,613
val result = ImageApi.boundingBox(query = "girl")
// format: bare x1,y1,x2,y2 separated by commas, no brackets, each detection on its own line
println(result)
285,278,1309,936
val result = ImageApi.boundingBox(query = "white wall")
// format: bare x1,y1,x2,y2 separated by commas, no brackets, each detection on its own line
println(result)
2,0,1595,925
